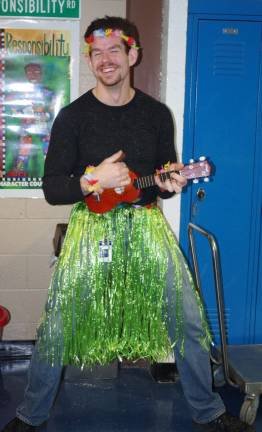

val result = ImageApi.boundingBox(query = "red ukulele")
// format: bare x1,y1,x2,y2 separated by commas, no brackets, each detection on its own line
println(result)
85,157,212,214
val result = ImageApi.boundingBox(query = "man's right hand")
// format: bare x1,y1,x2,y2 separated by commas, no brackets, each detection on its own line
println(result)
80,150,130,195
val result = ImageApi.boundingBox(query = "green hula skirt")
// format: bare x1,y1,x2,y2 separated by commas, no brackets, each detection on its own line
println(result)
37,202,210,367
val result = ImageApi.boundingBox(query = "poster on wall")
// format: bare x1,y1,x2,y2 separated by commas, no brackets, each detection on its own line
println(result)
0,19,79,197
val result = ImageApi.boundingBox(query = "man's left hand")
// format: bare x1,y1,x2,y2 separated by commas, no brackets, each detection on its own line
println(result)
155,163,187,194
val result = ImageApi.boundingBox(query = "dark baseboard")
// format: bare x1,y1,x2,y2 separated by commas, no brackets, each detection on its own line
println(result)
0,341,178,383
150,362,178,383
64,360,119,381
0,340,35,361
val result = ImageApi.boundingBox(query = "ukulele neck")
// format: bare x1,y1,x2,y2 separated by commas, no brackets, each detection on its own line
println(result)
133,171,173,190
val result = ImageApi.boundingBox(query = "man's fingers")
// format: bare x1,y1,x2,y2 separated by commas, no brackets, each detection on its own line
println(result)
104,150,125,164
170,173,187,187
170,162,184,172
155,173,186,193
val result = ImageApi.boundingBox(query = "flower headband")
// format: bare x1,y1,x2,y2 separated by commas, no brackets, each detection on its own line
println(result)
84,28,140,55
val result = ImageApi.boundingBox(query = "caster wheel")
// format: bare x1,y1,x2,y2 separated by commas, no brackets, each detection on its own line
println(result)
240,395,259,425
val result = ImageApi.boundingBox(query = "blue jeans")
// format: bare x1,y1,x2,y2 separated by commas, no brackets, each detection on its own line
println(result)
17,252,225,426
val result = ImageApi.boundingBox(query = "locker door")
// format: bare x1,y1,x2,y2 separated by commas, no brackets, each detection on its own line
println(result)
181,20,262,344
254,212,262,342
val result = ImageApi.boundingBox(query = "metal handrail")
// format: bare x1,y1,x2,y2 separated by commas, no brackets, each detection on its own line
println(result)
188,223,237,387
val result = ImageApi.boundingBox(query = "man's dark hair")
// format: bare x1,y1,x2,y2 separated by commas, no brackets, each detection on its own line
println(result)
84,16,142,63
24,63,41,70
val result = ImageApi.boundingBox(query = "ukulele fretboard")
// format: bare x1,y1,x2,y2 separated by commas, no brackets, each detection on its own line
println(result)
134,172,172,189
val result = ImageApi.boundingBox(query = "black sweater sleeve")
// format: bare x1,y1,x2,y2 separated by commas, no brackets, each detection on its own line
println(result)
155,104,177,200
42,108,84,205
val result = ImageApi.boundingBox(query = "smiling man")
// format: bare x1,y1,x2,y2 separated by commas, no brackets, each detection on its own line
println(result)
87,31,137,91
1,16,255,432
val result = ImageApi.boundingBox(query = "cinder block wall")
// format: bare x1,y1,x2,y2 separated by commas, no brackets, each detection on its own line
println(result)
0,0,127,340
0,200,72,339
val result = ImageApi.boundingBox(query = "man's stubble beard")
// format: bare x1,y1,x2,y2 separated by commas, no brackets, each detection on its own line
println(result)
98,72,122,87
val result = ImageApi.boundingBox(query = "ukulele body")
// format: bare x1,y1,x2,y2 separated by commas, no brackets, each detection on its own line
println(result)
84,171,141,214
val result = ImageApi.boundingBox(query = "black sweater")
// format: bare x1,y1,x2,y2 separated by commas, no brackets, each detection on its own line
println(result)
42,89,176,206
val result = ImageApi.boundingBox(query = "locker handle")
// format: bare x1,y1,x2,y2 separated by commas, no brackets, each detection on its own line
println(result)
197,188,206,200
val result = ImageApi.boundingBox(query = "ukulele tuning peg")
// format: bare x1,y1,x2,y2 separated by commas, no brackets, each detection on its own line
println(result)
204,177,210,182
193,179,199,184
189,158,195,164
199,156,206,161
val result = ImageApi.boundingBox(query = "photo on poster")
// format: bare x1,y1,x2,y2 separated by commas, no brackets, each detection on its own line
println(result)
0,26,74,193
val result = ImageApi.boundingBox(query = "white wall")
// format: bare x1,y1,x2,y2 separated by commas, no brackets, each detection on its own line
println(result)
161,0,188,238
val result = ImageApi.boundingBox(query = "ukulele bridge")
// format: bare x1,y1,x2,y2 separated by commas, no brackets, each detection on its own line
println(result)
114,187,125,195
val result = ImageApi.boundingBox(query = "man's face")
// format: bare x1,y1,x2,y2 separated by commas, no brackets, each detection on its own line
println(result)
25,64,42,83
87,34,137,87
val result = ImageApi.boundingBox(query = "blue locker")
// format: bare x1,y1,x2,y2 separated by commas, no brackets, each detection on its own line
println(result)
180,15,262,344
254,207,262,343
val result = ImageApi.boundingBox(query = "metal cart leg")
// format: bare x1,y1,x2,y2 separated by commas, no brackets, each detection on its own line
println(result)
188,222,235,387
188,223,261,425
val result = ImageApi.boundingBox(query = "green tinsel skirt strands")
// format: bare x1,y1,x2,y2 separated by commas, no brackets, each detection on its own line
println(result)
37,202,211,367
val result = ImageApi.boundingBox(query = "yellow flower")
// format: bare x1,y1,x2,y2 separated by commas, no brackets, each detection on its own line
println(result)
105,28,113,37
85,165,95,174
164,161,171,171
83,43,91,56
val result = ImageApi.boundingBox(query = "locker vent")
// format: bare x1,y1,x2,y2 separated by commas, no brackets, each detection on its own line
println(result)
206,307,230,341
213,42,245,76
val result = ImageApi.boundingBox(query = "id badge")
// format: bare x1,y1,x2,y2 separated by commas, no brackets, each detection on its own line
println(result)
98,239,113,262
